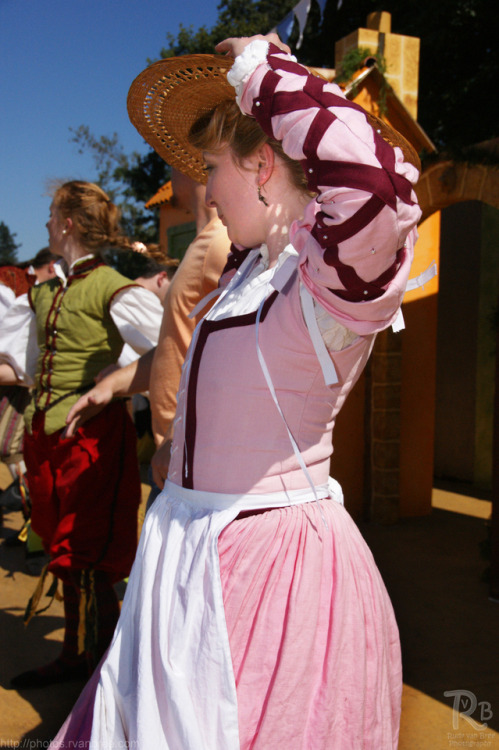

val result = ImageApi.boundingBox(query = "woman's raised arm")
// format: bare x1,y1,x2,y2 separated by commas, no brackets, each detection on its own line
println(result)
230,39,421,334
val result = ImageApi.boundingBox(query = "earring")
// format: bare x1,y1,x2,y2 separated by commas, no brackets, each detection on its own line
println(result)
257,184,269,207
62,229,67,235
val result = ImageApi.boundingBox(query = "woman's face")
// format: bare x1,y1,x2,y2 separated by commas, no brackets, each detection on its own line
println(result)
203,147,265,249
46,203,66,257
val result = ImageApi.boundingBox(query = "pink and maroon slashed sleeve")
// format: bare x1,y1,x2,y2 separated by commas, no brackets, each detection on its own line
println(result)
239,43,422,334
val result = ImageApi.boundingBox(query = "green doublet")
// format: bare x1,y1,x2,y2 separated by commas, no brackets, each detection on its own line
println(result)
26,258,136,434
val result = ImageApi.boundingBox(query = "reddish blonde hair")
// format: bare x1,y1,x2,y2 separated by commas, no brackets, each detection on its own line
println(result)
189,100,310,194
52,181,126,250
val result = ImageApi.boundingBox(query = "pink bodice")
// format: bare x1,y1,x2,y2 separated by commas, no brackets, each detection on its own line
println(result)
168,254,374,493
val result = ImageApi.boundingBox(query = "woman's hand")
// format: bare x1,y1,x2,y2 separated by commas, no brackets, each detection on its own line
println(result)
215,33,291,59
64,379,115,438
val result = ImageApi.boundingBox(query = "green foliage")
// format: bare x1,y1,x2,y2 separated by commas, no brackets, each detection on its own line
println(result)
335,47,386,82
69,126,129,194
157,0,296,59
334,46,387,114
0,221,20,265
69,126,169,243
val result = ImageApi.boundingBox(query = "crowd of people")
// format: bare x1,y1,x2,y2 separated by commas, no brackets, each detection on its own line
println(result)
1,30,422,750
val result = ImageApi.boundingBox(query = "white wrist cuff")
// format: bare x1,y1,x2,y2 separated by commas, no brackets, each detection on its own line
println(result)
227,40,270,106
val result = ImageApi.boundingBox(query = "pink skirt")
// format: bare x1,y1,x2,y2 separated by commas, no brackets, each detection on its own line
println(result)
219,500,402,749
51,495,401,749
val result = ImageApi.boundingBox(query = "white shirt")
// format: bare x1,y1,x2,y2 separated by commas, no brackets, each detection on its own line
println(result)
0,258,162,386
0,283,16,324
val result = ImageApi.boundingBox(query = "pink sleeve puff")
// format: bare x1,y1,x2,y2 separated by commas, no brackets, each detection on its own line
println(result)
238,43,422,335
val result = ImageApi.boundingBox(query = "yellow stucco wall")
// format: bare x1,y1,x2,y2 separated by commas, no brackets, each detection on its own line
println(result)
335,25,420,118
399,212,441,516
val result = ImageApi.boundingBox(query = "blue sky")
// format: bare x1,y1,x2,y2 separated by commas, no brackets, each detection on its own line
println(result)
0,0,221,261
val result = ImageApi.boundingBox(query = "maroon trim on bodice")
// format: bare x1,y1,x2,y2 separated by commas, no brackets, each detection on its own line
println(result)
220,246,253,279
67,256,106,280
107,282,140,313
27,285,36,312
37,285,66,410
182,290,279,489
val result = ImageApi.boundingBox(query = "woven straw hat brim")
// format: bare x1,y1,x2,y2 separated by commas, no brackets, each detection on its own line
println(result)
127,54,234,185
127,53,420,185
365,111,421,172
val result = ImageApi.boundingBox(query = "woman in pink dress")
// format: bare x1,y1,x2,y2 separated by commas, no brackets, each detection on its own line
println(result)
52,33,421,749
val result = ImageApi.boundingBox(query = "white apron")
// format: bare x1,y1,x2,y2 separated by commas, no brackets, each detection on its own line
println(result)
89,478,342,750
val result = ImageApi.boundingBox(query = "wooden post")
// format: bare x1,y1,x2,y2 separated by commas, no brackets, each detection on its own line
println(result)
370,329,402,523
489,298,499,601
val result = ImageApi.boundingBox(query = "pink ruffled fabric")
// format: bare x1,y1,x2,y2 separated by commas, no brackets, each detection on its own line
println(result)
218,499,402,749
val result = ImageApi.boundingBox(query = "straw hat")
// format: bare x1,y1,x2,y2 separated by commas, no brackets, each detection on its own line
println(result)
127,53,420,185
128,55,234,184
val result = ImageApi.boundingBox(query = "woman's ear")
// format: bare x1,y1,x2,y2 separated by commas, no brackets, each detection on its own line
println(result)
257,143,275,186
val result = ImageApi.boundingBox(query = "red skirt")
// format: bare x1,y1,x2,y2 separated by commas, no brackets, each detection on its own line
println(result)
24,400,141,583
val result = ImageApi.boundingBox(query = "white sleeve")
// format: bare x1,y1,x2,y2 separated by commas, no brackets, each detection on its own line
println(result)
0,293,38,385
110,286,162,354
117,342,141,368
0,284,16,323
